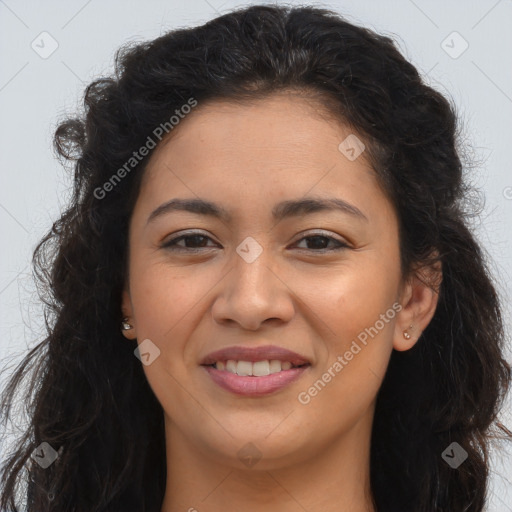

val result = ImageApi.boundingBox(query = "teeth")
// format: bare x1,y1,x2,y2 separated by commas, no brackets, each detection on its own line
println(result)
253,360,270,376
215,359,298,376
236,360,252,376
269,360,282,373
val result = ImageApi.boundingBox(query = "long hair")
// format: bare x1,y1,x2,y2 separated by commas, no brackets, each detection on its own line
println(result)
1,4,510,511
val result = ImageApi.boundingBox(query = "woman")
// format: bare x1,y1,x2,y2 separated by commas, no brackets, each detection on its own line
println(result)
1,4,510,511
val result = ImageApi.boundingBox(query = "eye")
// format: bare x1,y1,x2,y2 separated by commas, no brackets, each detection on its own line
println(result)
292,232,350,252
161,230,350,253
161,232,218,251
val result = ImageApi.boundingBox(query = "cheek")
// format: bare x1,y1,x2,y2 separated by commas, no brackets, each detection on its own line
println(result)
130,260,199,340
128,264,206,420
290,253,400,404
289,254,400,345
336,270,398,344
296,261,400,423
127,263,202,409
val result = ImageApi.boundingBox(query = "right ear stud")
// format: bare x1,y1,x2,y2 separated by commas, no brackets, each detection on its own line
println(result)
121,318,133,331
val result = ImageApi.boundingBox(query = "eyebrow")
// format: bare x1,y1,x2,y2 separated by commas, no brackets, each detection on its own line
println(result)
146,196,368,226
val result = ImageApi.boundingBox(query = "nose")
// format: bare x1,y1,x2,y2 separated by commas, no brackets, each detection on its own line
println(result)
210,246,295,331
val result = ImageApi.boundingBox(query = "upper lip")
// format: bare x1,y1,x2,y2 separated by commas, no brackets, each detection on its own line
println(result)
200,345,311,366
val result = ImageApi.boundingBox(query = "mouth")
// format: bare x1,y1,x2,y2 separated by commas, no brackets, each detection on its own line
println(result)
203,359,310,375
200,345,312,396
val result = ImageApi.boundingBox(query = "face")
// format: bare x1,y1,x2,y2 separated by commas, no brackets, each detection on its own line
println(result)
121,91,432,470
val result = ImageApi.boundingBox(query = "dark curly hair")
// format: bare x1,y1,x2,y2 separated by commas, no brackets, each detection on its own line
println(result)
1,4,510,511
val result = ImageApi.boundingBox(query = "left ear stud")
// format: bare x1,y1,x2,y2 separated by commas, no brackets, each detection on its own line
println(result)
403,324,413,340
121,318,133,331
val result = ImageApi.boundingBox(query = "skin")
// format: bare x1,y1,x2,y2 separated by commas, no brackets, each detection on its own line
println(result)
121,90,441,512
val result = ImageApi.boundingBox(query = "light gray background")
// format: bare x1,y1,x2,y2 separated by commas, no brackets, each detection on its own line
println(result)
0,0,511,510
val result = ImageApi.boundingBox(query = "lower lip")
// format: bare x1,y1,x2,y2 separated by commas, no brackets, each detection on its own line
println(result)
202,365,310,396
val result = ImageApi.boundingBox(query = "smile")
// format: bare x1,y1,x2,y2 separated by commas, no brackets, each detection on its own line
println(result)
200,344,312,396
211,359,301,375
202,363,310,396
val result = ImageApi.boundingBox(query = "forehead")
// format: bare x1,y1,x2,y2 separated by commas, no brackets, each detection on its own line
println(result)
135,93,395,230
143,93,374,183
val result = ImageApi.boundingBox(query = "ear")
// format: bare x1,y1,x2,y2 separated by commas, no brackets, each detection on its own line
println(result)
121,287,137,340
393,258,442,351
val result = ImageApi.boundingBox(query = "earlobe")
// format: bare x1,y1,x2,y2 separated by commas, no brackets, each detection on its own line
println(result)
121,318,133,331
120,317,137,340
393,261,442,351
121,288,137,340
393,319,420,352
402,324,413,340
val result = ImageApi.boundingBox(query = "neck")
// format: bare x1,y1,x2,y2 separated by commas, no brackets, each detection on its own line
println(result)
160,411,376,512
